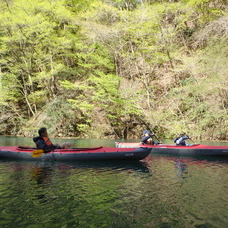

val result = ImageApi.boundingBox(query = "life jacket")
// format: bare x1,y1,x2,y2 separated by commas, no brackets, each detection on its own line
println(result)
43,137,53,146
175,137,187,146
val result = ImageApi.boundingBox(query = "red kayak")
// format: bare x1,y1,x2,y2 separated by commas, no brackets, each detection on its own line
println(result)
0,146,151,161
115,142,228,157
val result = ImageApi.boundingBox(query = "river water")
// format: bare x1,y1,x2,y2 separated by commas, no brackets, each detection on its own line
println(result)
0,136,227,228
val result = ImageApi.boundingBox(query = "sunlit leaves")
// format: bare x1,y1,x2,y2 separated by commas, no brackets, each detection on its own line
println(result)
0,0,227,138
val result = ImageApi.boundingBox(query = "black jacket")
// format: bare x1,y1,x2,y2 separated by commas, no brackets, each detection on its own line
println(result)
141,135,154,145
33,136,60,153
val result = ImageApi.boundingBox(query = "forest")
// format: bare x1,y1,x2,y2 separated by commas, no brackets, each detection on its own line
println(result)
0,0,227,140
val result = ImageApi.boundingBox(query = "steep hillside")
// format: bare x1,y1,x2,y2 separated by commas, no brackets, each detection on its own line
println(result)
0,0,227,140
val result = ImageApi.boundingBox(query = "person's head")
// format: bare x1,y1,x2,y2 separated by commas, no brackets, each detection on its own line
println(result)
38,127,48,137
143,130,151,135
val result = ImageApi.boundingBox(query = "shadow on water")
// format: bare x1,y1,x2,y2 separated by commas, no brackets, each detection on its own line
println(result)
0,159,150,183
150,153,228,164
64,159,150,171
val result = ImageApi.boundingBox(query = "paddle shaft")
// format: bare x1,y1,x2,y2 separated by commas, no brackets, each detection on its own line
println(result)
185,134,195,144
148,130,162,143
153,134,162,143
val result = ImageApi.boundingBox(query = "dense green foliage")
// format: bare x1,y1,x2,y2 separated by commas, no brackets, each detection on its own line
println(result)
0,0,227,140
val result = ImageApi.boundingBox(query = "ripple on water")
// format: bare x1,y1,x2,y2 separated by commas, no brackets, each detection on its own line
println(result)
0,156,228,227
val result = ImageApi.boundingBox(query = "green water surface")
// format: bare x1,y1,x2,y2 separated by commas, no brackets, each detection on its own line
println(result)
0,137,227,228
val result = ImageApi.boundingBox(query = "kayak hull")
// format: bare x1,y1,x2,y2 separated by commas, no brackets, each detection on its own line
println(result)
115,142,228,157
0,146,151,161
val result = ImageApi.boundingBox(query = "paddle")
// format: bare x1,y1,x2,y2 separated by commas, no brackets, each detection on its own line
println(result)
187,136,195,144
184,133,196,145
153,134,162,144
148,130,162,144
32,149,44,158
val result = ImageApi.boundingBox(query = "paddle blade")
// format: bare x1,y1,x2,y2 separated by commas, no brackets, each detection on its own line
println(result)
32,149,44,158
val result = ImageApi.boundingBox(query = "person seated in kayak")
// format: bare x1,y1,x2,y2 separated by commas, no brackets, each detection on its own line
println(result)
33,127,70,152
141,130,156,145
174,133,191,146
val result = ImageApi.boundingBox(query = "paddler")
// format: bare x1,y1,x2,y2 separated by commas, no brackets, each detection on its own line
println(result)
174,133,191,146
141,130,162,145
141,130,155,145
33,127,70,152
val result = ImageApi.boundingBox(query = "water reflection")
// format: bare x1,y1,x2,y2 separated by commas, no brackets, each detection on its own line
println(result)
31,165,53,185
174,160,188,180
27,160,151,193
0,156,227,227
0,137,228,227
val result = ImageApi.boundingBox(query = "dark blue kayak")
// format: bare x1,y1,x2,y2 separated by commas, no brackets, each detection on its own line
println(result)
0,146,151,161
